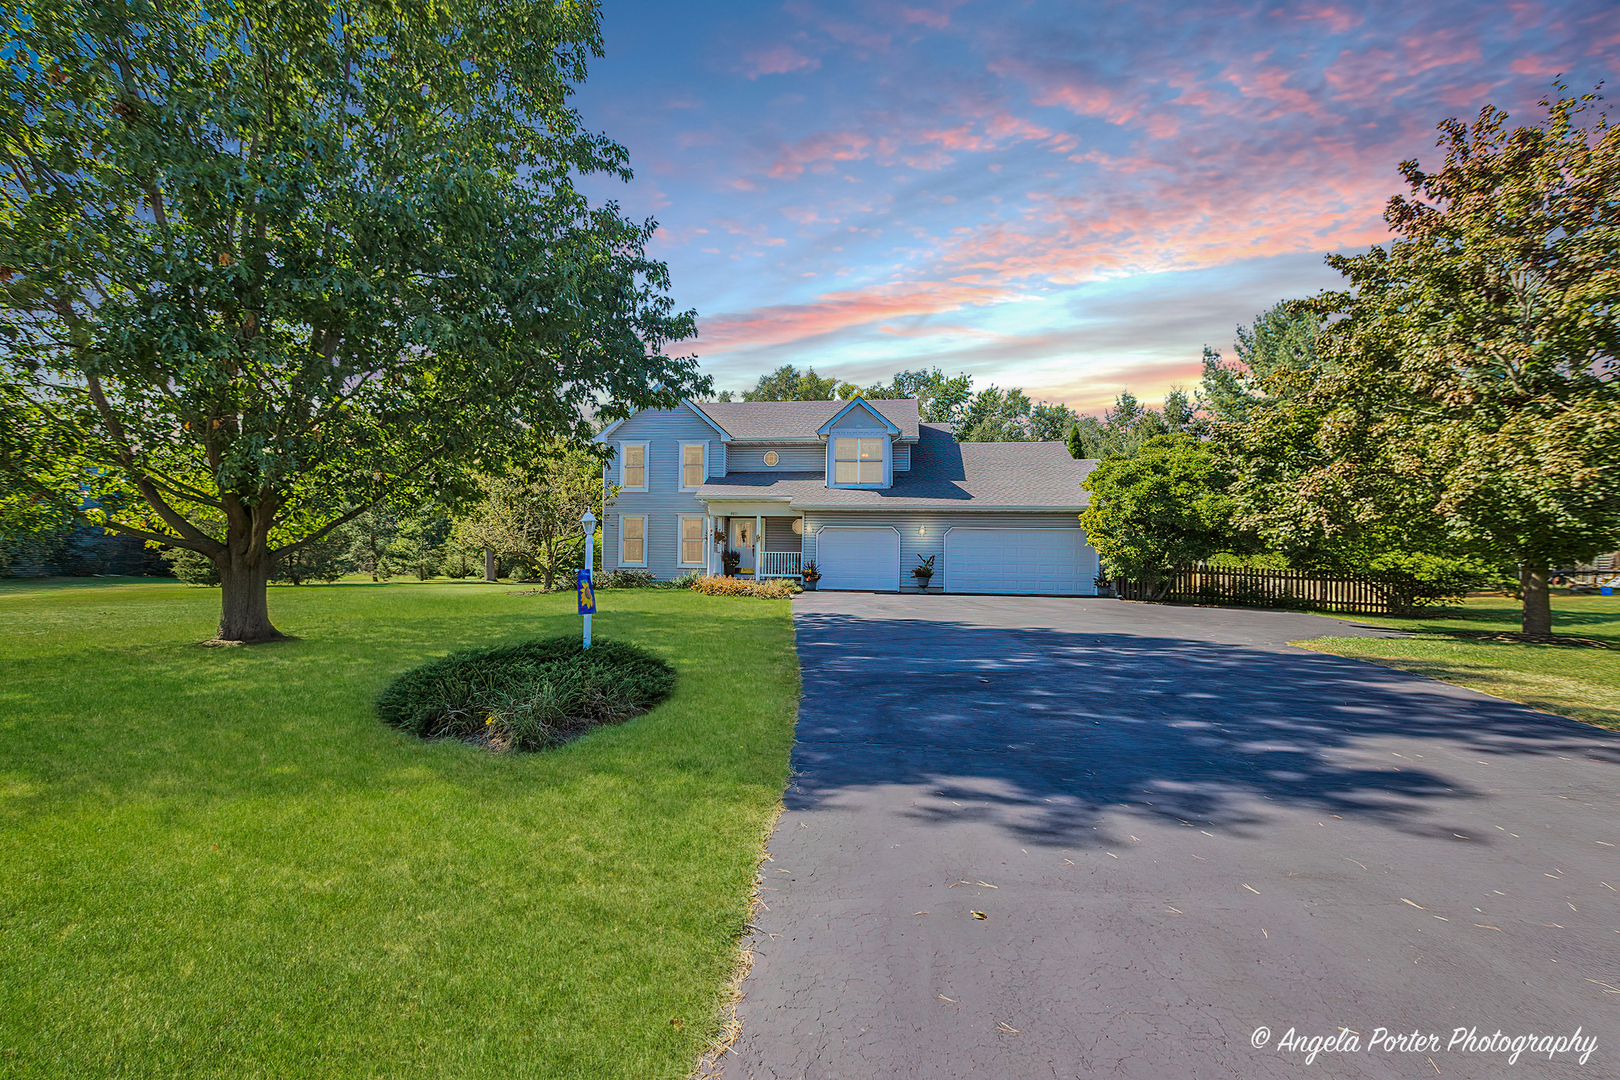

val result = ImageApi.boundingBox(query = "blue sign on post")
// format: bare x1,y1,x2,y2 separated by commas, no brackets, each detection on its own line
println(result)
576,568,596,615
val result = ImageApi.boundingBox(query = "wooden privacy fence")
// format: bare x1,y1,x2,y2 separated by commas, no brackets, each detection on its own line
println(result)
1115,566,1409,616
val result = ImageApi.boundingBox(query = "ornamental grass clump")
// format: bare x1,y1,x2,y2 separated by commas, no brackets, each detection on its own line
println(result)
688,575,801,598
376,637,675,751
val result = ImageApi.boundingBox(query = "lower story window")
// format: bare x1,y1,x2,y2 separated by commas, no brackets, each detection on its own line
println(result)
679,516,705,566
621,515,646,565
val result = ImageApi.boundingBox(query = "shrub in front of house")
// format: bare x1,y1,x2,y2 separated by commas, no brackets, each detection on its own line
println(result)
688,575,801,599
376,637,675,752
596,568,659,589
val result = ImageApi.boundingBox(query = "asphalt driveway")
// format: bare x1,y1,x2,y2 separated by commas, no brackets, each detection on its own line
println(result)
718,594,1620,1080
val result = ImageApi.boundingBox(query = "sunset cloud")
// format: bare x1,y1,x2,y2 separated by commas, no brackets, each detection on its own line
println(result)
699,282,1020,353
745,46,820,79
576,0,1618,413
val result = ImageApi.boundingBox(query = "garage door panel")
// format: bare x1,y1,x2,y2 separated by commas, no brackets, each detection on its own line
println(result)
817,527,900,592
944,528,1090,595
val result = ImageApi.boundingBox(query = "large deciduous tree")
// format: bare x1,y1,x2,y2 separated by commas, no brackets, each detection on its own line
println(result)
1080,434,1241,590
0,0,701,641
1282,91,1620,638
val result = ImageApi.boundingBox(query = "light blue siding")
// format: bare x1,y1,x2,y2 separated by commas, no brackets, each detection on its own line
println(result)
894,444,911,472
803,511,1096,594
728,445,824,472
602,406,722,578
762,516,803,554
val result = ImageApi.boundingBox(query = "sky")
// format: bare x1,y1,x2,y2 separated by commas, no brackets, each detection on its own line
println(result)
569,0,1620,415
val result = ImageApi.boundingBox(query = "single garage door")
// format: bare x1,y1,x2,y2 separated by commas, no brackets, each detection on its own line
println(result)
816,527,900,592
944,528,1091,595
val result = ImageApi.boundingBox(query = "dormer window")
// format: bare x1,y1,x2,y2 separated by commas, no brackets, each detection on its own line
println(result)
834,438,883,485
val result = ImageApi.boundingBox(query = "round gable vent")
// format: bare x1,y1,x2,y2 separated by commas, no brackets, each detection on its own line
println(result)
763,451,779,466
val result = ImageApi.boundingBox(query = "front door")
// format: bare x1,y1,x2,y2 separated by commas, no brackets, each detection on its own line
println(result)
729,518,756,572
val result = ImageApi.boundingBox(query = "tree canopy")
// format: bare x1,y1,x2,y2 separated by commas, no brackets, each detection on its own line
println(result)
1242,90,1620,637
739,364,837,401
1080,434,1239,588
0,0,702,640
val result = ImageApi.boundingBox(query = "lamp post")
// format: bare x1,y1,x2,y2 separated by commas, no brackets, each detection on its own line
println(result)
579,509,597,649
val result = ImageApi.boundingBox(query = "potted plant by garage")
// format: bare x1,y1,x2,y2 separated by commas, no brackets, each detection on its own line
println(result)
721,548,742,577
802,561,821,591
912,554,935,591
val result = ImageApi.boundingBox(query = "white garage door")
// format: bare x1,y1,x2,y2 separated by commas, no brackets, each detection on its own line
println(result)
816,527,900,592
944,528,1091,595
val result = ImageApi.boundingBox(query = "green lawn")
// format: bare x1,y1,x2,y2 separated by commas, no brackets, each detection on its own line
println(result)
0,579,799,1079
1294,594,1620,731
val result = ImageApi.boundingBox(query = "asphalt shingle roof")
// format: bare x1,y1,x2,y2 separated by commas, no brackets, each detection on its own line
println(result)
695,423,1098,511
692,397,920,442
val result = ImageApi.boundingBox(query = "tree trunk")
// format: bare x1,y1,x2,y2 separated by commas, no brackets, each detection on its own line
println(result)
1520,565,1552,640
215,530,281,643
484,546,497,582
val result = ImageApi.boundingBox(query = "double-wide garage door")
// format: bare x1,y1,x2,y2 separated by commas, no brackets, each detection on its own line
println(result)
815,525,1092,594
816,527,900,592
944,528,1090,595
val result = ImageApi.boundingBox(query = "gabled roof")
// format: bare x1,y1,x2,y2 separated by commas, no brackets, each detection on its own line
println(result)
691,398,920,443
592,399,730,443
696,424,1098,511
815,397,901,437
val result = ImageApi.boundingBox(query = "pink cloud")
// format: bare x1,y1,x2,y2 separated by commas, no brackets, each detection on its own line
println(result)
698,282,1018,353
1509,54,1563,74
900,6,951,30
1297,4,1365,33
1398,29,1484,74
746,46,820,79
767,131,873,178
988,57,1143,124
822,20,892,52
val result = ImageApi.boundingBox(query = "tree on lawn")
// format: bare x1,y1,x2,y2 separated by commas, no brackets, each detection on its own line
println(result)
345,511,396,583
1197,304,1325,429
1292,90,1620,638
0,0,701,642
1080,434,1243,592
451,440,601,588
387,505,453,581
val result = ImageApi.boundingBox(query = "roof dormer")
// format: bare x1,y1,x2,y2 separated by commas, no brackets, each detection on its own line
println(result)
821,398,897,489
815,397,902,439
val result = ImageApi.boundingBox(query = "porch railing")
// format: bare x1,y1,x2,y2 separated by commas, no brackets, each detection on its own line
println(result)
758,551,803,579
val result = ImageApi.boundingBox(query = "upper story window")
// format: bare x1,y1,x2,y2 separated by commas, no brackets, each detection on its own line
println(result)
834,438,883,485
620,442,647,491
681,443,706,491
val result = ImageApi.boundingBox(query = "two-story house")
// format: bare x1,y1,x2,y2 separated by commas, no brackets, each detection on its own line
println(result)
592,396,1101,595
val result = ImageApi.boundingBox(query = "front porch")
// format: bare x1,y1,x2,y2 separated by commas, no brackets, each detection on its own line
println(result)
708,512,804,580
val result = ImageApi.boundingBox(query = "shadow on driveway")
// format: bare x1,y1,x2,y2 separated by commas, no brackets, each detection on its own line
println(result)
721,598,1620,1080
789,611,1619,849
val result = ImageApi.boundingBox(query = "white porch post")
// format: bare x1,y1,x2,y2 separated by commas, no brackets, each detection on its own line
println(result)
755,514,764,576
704,515,714,576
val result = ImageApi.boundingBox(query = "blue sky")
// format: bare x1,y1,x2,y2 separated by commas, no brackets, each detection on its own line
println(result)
570,0,1620,413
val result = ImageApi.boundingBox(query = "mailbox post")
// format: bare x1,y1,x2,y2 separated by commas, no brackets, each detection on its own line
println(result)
578,509,597,649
